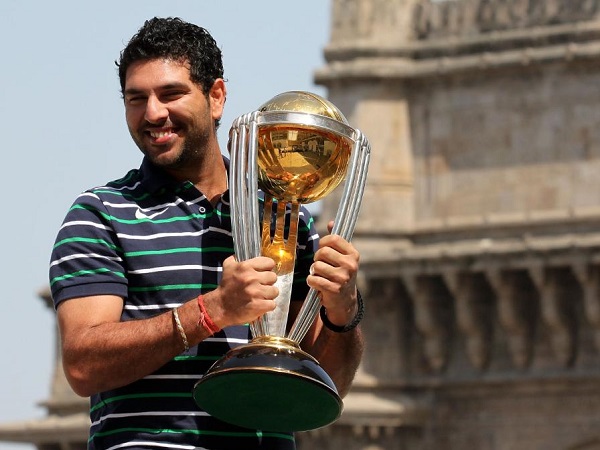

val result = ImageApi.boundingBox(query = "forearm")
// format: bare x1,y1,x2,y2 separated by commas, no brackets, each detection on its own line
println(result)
60,298,212,397
303,323,364,397
59,255,279,397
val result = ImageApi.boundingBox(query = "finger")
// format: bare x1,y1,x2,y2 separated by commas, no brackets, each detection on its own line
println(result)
318,234,357,256
327,220,334,234
222,254,237,268
314,246,359,276
314,246,342,267
264,285,280,300
260,270,278,286
310,260,353,286
250,256,277,271
307,272,346,296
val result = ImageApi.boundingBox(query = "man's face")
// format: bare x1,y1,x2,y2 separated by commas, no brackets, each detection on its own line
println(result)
123,58,222,170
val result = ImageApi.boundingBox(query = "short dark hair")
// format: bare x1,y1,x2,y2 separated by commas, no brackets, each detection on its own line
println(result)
116,17,224,96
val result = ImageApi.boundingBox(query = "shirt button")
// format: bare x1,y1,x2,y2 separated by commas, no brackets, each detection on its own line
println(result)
199,206,206,213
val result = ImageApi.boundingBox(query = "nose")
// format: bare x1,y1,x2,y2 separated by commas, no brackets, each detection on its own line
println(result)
144,94,168,124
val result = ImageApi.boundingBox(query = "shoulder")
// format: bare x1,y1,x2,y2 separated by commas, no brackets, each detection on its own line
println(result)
71,169,144,207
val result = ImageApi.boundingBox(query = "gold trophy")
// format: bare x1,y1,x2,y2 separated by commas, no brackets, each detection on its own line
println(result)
193,91,370,432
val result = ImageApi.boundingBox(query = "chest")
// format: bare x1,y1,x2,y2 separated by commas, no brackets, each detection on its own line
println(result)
109,192,234,308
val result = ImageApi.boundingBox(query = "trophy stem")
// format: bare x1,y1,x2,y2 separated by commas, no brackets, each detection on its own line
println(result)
260,199,301,337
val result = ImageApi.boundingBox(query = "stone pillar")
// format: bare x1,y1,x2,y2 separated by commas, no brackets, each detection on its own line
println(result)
404,274,452,373
572,263,600,352
0,289,88,449
529,266,580,367
443,271,494,370
486,269,537,369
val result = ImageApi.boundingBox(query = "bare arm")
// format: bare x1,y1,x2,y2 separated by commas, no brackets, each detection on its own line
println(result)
58,255,278,397
296,222,364,397
293,300,363,398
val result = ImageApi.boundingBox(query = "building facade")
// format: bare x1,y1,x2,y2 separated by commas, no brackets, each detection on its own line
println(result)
298,0,600,449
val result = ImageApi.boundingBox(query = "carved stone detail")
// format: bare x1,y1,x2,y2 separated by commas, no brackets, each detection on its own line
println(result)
404,275,451,373
528,266,578,367
572,263,600,352
413,0,600,40
443,271,493,370
330,0,418,43
486,269,536,369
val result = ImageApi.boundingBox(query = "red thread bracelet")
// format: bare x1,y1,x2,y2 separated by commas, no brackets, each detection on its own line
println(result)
197,295,221,335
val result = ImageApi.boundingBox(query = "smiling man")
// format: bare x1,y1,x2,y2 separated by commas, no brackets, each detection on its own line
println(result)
49,17,364,450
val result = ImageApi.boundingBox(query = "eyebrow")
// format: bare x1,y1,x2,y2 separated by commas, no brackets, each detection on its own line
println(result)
124,82,191,96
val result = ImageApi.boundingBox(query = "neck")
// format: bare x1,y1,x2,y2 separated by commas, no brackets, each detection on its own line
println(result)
194,152,228,206
166,147,228,206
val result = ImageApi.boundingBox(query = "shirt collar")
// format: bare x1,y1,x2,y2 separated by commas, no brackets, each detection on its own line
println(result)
138,155,231,196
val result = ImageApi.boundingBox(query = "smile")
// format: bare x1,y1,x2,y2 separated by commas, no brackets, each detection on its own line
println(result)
149,128,175,138
146,127,180,144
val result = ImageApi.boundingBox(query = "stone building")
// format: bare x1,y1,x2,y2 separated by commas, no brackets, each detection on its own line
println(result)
2,0,600,449
0,289,88,449
298,0,600,449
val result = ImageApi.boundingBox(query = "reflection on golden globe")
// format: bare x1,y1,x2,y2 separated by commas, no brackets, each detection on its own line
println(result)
257,91,353,204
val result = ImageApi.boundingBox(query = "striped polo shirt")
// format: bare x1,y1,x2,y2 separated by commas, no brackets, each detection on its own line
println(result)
49,156,318,450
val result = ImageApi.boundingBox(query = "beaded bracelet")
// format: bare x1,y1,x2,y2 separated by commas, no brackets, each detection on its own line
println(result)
172,308,190,351
319,290,364,333
197,295,221,335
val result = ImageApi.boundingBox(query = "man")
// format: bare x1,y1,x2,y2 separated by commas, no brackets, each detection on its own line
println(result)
50,17,363,450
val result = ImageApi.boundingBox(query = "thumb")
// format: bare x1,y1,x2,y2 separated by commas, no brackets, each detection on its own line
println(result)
327,220,334,234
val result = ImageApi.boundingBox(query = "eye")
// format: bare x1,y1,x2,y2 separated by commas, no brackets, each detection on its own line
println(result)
126,95,146,106
162,90,185,101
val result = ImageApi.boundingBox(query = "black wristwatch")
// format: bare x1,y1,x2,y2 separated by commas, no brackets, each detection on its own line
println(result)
319,290,364,333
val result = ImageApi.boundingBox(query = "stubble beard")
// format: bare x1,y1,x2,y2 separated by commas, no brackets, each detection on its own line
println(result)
134,125,212,172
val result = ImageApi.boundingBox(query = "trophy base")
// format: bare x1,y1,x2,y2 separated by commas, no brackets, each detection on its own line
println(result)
192,336,342,432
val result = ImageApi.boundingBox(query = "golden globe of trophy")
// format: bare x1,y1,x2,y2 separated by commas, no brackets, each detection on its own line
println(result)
193,91,370,432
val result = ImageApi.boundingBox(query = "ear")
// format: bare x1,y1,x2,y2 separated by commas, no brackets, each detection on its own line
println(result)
209,78,227,121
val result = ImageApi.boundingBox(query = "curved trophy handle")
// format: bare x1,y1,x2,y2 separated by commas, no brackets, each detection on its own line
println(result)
287,131,371,343
229,111,268,337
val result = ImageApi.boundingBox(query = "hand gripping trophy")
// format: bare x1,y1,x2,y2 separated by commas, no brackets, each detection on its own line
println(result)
193,91,370,432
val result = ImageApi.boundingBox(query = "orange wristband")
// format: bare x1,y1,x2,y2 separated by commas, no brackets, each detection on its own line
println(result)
197,295,221,335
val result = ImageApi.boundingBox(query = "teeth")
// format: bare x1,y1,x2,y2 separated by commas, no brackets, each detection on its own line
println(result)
150,130,172,138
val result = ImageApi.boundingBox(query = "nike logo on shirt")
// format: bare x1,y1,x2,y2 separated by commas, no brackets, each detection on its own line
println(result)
135,207,169,220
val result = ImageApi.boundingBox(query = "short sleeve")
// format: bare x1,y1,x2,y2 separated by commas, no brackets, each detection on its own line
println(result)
49,191,128,308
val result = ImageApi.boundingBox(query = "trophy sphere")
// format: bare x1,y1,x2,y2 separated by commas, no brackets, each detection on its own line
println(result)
256,91,354,204
258,91,350,123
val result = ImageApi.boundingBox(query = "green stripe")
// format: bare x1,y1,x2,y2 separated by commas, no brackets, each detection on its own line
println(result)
71,204,219,224
90,426,293,441
173,355,221,362
108,170,137,186
176,181,195,193
90,392,191,413
89,188,152,202
50,268,125,287
71,203,230,224
125,247,232,257
53,237,121,251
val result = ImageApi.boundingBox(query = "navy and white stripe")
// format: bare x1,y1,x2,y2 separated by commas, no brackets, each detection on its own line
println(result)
50,157,318,450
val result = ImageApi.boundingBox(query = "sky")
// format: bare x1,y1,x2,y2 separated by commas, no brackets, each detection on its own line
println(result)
0,1,330,448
